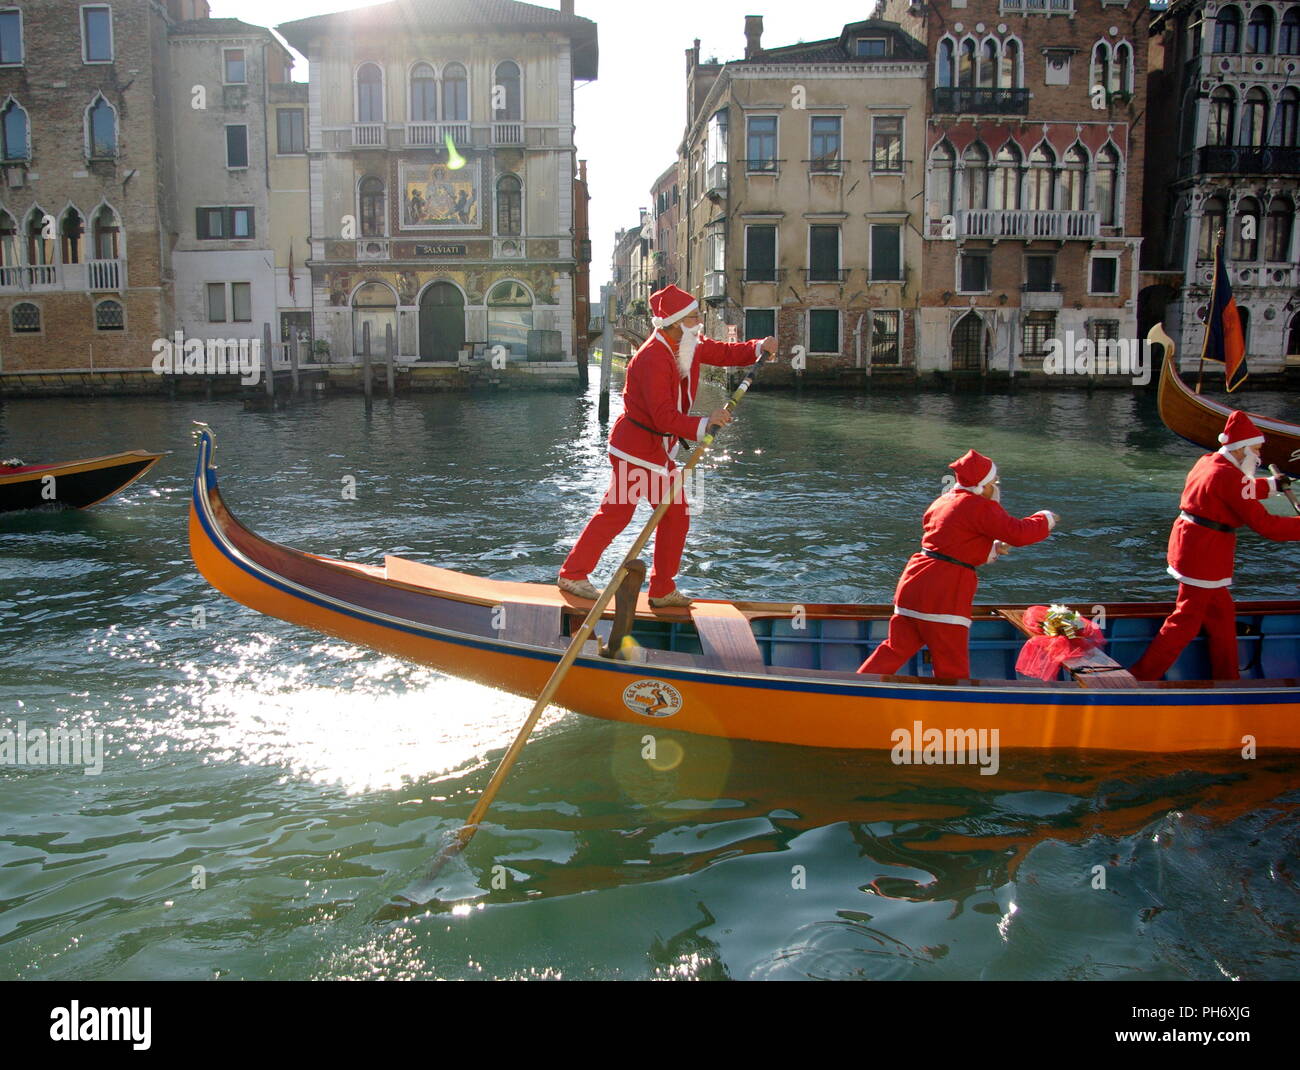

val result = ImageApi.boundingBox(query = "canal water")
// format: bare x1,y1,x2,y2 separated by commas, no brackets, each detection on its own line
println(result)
1,377,1297,980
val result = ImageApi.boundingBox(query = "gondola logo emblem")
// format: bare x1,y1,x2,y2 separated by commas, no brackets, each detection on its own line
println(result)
623,679,682,718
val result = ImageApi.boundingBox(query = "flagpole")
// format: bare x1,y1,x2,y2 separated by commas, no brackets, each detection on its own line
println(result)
1195,231,1221,396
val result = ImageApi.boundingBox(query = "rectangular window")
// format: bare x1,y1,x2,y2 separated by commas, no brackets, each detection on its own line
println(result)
744,308,775,340
809,225,840,281
196,207,225,239
207,282,227,322
745,225,776,281
226,125,248,169
871,116,903,172
810,116,841,171
959,252,990,293
1025,255,1055,291
0,9,22,65
746,115,777,172
1089,255,1119,294
870,310,901,364
224,48,246,85
856,37,888,57
1087,319,1120,346
231,207,254,238
82,6,112,63
277,109,305,154
1022,311,1056,358
870,225,902,281
809,309,840,353
231,282,252,323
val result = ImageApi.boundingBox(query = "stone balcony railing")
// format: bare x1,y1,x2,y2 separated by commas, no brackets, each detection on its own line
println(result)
1196,145,1300,176
934,208,1101,240
0,259,124,293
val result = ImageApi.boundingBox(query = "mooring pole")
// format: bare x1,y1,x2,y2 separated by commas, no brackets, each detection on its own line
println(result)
263,322,275,403
598,285,614,423
385,322,396,400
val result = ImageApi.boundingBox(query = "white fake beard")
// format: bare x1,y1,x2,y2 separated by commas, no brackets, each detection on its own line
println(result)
987,482,1001,503
676,324,700,378
1242,448,1261,479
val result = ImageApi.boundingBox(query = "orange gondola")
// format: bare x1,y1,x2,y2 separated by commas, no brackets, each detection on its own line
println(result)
188,424,1300,754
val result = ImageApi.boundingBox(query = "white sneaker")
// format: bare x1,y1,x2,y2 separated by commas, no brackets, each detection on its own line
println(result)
557,575,600,600
649,588,692,609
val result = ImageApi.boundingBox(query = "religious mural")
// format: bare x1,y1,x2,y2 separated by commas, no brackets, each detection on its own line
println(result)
400,160,481,229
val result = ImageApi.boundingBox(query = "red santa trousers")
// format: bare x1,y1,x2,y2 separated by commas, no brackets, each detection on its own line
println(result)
1130,583,1240,681
560,455,689,598
858,615,971,680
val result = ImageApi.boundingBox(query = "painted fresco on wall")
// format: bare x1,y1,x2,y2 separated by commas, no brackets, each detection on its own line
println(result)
400,160,481,229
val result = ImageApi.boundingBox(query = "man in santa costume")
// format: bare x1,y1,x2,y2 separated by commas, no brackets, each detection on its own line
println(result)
558,284,776,608
858,450,1059,680
1130,410,1299,681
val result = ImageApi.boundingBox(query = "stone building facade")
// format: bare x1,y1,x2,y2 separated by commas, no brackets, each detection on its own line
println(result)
1145,0,1300,376
277,0,598,366
678,17,929,384
0,0,173,372
884,0,1148,378
650,160,680,292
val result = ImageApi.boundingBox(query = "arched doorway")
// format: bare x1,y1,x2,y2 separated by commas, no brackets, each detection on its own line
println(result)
419,281,464,361
951,311,986,371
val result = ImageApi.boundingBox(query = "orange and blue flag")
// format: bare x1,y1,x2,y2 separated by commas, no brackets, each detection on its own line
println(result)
1205,240,1247,392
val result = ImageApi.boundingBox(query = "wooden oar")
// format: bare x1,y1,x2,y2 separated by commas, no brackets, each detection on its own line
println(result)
1269,465,1300,516
404,353,772,902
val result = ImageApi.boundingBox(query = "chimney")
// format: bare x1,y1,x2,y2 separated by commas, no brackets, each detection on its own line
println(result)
561,0,574,15
744,15,764,59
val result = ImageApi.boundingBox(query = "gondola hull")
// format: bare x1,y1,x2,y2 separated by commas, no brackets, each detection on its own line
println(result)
188,425,1300,753
1158,352,1300,476
0,451,164,513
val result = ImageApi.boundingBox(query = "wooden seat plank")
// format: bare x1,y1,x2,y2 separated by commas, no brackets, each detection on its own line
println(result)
995,608,1142,689
497,601,564,648
692,602,766,674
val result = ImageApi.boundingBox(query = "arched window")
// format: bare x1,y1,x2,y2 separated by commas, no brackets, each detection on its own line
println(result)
94,298,124,331
359,177,385,237
356,63,383,123
1282,9,1300,54
352,282,397,355
1001,39,1021,88
1090,42,1111,95
91,204,120,259
486,280,533,352
1061,144,1087,212
86,94,116,158
410,63,436,123
1189,12,1205,56
60,207,84,264
1278,88,1299,146
1266,196,1293,260
1242,88,1269,147
1199,195,1227,259
11,302,39,333
979,40,997,89
442,63,468,121
992,142,1021,211
928,141,955,223
0,210,17,269
1026,142,1055,211
1214,6,1242,52
494,61,521,121
1114,43,1133,94
1232,196,1260,260
1208,87,1236,146
937,38,955,87
958,39,976,88
1247,6,1274,53
962,142,989,211
1288,312,1300,358
496,174,522,236
26,207,52,265
1095,143,1120,226
1,96,28,160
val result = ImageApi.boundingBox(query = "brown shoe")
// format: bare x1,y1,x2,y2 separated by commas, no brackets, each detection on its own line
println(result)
557,575,600,600
648,588,692,609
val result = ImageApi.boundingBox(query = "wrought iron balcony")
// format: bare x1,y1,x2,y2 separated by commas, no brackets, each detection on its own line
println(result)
804,268,848,283
741,267,785,283
932,87,1030,115
1197,146,1300,176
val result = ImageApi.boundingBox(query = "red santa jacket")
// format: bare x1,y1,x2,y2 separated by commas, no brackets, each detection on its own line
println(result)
1165,451,1300,588
609,330,762,473
893,490,1055,627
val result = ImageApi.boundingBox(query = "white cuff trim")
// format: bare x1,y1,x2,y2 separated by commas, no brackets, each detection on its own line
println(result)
1033,509,1057,532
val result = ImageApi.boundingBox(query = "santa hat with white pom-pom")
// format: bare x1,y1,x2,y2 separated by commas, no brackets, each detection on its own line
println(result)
1218,410,1265,452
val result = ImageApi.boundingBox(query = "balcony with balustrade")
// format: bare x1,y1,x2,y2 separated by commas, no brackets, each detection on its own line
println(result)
352,124,386,147
935,209,1100,240
1196,146,1300,176
0,259,124,293
999,0,1075,14
932,88,1030,115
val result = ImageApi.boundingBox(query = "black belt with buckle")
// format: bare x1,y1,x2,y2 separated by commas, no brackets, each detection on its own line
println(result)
625,415,688,450
1180,510,1235,534
922,549,977,571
